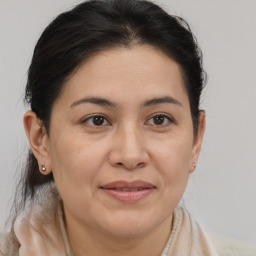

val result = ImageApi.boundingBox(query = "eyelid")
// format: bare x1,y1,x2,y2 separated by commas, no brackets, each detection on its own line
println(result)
145,112,174,126
81,114,111,126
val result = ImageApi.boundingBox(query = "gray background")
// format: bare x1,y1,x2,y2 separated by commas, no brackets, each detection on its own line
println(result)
0,0,255,246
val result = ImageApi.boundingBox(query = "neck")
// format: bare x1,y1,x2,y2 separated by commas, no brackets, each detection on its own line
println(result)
65,214,173,256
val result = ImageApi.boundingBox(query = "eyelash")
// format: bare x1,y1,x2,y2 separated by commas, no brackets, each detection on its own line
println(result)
146,113,174,127
81,113,174,128
82,115,110,127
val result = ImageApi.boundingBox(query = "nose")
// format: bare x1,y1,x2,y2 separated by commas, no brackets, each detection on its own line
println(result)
108,124,150,170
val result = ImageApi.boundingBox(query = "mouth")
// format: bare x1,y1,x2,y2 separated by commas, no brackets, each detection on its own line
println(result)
99,180,156,202
103,187,153,191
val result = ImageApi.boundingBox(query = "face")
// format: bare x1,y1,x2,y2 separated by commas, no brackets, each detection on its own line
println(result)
36,45,204,237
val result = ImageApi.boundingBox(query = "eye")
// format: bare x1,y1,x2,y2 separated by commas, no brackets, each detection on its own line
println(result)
146,114,173,127
82,115,110,127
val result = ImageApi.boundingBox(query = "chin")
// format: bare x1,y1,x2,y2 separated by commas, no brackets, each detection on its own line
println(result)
96,211,169,238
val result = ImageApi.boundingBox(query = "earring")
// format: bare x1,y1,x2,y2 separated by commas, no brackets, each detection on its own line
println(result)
41,165,46,172
192,162,196,170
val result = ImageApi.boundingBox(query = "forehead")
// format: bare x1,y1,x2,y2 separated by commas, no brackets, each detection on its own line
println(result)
56,45,189,108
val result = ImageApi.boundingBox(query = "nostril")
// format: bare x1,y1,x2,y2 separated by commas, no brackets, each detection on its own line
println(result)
131,162,145,169
137,162,145,168
116,161,146,169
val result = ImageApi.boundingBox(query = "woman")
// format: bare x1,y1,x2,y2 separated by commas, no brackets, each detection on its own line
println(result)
0,0,255,255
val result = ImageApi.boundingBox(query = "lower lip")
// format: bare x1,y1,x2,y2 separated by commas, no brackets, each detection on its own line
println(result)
101,188,155,202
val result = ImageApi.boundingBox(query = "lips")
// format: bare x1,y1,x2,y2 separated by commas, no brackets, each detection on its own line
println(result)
100,180,156,202
105,187,150,191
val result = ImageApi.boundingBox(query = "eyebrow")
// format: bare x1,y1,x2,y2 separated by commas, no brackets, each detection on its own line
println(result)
70,97,116,108
142,96,182,107
70,96,182,108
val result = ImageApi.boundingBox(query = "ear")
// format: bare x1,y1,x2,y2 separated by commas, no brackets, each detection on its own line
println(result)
23,111,51,175
190,111,206,173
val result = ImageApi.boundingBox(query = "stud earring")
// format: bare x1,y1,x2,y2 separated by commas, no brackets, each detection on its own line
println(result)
192,162,196,170
41,165,46,172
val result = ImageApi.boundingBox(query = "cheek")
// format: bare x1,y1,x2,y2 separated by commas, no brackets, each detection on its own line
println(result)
49,131,108,189
150,135,193,187
48,134,110,217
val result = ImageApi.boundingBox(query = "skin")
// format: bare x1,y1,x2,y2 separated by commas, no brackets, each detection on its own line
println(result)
24,45,205,256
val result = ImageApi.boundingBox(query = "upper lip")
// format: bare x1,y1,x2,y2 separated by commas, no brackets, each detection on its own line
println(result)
100,180,156,189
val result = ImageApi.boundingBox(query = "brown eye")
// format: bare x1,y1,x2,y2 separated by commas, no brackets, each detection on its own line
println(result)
82,115,109,127
153,115,165,125
92,116,105,126
146,114,173,127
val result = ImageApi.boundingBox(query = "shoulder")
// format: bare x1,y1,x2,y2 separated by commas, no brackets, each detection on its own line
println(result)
0,232,19,256
208,231,256,256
